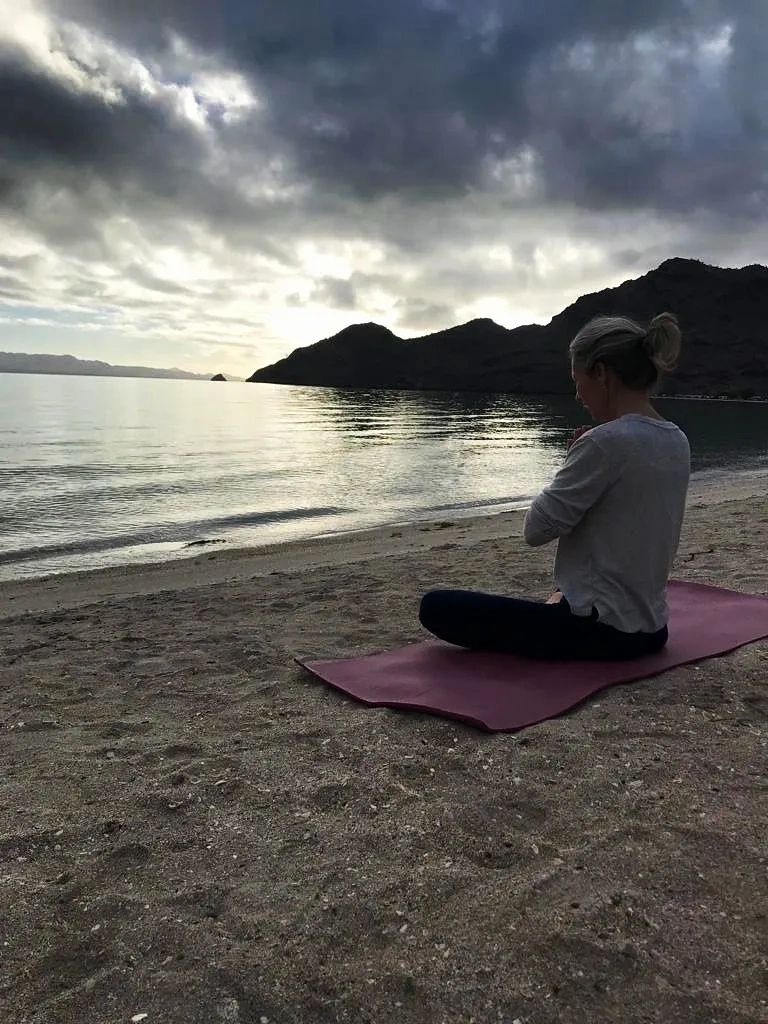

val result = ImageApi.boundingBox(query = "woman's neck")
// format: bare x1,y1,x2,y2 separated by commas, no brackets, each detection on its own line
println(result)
607,392,663,421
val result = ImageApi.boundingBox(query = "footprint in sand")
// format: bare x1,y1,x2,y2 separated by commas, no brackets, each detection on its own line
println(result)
165,884,230,922
541,936,639,997
310,781,353,811
36,943,109,994
163,741,204,758
108,842,151,865
99,720,152,740
443,794,549,869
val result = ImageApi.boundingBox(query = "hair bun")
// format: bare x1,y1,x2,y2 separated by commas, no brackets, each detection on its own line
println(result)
643,311,681,373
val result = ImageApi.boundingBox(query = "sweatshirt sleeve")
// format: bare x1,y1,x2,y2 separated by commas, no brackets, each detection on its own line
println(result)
523,435,617,547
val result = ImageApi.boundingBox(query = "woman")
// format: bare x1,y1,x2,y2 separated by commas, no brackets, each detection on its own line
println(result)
419,312,690,660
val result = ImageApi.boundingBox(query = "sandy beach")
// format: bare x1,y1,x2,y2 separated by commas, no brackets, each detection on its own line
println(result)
1,475,766,1024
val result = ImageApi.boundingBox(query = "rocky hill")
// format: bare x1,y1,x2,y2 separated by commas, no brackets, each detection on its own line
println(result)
248,259,768,398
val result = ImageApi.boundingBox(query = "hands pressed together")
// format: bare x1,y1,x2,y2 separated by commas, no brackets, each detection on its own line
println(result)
542,426,592,604
533,426,592,604
568,425,592,450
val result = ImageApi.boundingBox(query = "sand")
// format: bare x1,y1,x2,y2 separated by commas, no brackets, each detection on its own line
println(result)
1,476,766,1024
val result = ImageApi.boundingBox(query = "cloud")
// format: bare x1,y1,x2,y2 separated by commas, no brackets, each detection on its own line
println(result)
0,0,767,375
46,0,758,209
310,276,358,309
393,298,457,333
0,57,206,203
124,262,195,295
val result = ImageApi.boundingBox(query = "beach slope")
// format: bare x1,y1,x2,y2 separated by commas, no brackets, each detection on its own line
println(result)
1,493,766,1023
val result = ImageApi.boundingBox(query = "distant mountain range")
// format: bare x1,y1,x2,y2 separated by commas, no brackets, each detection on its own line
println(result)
0,352,211,380
248,258,768,399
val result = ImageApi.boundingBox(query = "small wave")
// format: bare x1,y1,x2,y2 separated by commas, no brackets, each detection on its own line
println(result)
0,505,349,567
418,494,534,514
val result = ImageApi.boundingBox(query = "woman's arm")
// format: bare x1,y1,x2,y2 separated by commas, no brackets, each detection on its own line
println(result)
523,434,617,547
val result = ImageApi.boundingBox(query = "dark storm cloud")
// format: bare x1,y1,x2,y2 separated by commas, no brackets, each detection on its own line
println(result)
0,53,293,269
50,0,719,202
5,0,765,218
0,58,205,200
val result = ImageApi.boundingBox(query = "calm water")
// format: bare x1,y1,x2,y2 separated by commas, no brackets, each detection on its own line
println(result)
1,373,766,580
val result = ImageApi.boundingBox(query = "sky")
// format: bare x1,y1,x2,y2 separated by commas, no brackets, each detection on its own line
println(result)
1,1,766,378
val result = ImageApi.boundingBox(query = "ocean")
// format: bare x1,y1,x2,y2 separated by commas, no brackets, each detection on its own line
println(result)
1,373,766,580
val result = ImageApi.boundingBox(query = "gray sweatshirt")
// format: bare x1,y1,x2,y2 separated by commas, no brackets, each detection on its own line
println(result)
523,414,690,633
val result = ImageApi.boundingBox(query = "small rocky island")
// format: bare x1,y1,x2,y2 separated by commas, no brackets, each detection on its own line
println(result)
210,373,227,382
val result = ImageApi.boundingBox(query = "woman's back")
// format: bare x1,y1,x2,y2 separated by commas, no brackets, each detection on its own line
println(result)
526,414,690,632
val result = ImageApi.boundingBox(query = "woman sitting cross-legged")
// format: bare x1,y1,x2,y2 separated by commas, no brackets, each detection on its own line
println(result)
419,312,691,661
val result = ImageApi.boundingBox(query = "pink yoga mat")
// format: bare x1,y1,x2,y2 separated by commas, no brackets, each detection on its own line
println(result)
298,581,768,732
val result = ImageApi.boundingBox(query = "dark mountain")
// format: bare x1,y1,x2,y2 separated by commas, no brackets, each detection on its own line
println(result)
0,352,210,381
248,259,768,398
210,373,227,381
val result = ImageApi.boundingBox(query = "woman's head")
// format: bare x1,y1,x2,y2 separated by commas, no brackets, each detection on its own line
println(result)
569,312,681,420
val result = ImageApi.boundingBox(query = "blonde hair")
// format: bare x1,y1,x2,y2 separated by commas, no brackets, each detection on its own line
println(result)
569,312,682,389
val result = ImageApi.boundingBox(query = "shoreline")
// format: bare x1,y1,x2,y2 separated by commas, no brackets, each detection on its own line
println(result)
4,371,768,399
1,466,766,621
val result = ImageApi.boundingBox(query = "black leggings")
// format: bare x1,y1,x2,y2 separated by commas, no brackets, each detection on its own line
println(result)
419,589,668,661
